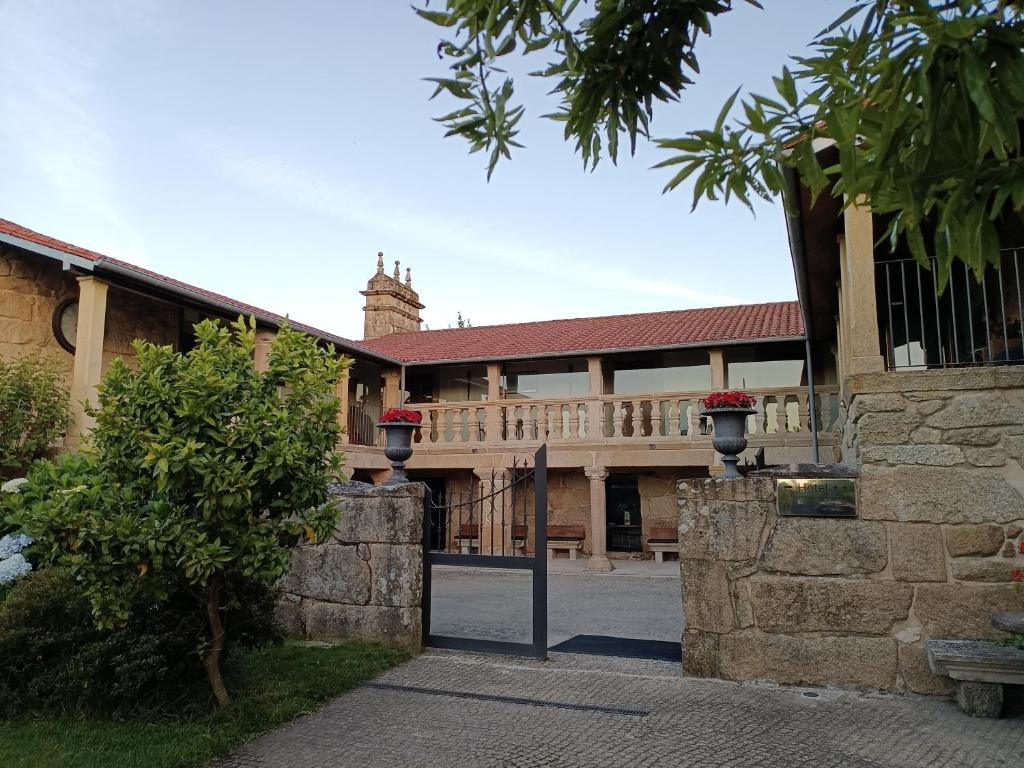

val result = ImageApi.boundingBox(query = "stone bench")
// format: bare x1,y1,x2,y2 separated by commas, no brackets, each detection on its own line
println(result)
927,639,1024,717
647,527,679,563
547,525,584,560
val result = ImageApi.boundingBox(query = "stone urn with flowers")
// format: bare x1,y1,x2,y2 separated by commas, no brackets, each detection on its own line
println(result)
377,408,422,485
701,390,758,479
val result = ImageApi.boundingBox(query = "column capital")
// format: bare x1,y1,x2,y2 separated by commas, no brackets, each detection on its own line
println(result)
584,466,608,481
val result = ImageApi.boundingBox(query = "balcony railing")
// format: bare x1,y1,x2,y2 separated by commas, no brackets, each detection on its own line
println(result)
410,387,840,448
347,401,382,447
876,248,1024,370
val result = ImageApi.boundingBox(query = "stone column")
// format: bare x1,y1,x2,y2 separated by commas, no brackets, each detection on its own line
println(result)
68,276,109,443
485,362,502,443
840,200,885,375
337,367,350,445
253,329,275,372
474,467,513,554
585,466,613,572
587,356,603,439
382,368,402,409
709,349,726,389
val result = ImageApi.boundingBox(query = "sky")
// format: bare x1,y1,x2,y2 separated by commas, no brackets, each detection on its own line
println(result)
0,1,844,340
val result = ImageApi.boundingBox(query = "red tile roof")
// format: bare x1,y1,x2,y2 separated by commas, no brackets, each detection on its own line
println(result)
0,218,391,361
362,302,805,363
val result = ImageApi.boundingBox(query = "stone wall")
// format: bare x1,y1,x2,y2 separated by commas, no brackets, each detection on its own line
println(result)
679,471,1024,694
278,482,423,650
102,285,179,370
0,246,181,373
0,246,78,372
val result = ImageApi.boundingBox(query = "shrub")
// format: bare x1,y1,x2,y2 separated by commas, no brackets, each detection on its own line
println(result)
0,568,282,717
0,355,70,479
6,318,346,707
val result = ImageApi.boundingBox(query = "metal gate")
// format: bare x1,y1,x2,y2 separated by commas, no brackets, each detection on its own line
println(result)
421,444,548,658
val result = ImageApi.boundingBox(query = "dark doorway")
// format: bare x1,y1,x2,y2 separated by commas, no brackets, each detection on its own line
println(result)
606,473,643,552
421,477,448,551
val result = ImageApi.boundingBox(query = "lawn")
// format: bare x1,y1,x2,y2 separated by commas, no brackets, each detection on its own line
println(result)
0,641,409,768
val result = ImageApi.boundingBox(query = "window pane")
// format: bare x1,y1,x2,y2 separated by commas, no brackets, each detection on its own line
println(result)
503,358,589,399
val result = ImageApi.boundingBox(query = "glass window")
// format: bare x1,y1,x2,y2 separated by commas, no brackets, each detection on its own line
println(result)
502,358,589,399
610,350,712,394
726,345,805,389
437,365,489,402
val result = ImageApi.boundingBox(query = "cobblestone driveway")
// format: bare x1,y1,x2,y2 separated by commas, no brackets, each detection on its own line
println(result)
216,649,1024,768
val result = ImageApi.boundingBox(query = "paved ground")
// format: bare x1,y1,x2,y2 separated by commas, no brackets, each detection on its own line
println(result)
216,649,1024,768
429,560,682,646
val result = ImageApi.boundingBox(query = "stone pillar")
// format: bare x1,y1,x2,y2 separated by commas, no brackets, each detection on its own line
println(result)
337,367,350,445
68,276,109,442
585,466,613,572
709,349,726,389
587,356,603,440
840,200,885,375
474,467,513,554
253,329,275,372
382,368,402,409
485,362,502,443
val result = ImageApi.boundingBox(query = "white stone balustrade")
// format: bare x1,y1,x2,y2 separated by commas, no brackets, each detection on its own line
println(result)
410,387,841,447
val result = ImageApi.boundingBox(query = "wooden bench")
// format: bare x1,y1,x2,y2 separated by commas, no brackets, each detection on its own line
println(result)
647,527,679,563
547,525,585,560
927,636,1024,717
455,523,479,554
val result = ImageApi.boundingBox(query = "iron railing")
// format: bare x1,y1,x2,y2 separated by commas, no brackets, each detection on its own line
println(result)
347,401,382,446
876,248,1024,370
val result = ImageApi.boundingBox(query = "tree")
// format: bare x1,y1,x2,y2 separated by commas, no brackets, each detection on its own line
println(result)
417,0,1024,286
0,355,70,479
6,318,347,707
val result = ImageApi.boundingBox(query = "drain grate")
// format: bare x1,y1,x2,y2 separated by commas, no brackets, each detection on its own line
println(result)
363,682,650,717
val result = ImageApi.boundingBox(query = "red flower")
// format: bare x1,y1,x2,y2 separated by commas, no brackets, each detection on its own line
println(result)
1019,540,1024,555
703,390,757,410
1013,568,1024,583
380,408,422,424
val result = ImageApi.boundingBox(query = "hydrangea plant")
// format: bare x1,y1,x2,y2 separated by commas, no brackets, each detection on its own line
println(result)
0,533,33,586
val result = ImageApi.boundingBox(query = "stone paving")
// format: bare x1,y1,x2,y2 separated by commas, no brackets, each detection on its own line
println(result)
429,560,683,646
216,649,1024,768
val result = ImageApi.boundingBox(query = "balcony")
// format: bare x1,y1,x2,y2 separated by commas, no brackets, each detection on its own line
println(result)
409,386,841,449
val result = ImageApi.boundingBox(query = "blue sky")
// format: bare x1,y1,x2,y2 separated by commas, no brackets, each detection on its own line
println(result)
0,1,843,340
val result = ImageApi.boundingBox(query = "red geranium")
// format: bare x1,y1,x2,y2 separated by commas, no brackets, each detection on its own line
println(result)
1013,568,1024,583
380,408,422,424
702,390,757,410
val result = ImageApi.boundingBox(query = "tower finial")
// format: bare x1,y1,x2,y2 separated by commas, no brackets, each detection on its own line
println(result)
376,252,384,274
405,267,412,287
393,260,401,280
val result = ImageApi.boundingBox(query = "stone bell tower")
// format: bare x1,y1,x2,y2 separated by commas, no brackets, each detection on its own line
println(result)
360,253,425,340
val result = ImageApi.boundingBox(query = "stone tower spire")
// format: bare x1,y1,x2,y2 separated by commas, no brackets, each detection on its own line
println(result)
361,252,425,340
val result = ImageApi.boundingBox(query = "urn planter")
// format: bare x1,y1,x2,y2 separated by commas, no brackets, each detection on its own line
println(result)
377,422,419,485
702,407,755,479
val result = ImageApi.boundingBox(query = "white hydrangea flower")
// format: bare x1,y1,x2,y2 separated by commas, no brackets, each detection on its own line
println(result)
0,553,31,585
1,478,27,494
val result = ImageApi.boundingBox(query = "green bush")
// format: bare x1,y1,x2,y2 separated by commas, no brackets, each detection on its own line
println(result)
0,568,282,717
0,356,70,480
6,318,346,707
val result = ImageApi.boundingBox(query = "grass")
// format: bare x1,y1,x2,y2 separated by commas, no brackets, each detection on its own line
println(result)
0,642,410,768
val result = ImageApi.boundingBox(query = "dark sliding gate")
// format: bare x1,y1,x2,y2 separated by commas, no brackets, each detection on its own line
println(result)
422,444,548,658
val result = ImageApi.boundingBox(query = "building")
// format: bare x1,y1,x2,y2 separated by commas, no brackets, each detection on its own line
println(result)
0,217,837,569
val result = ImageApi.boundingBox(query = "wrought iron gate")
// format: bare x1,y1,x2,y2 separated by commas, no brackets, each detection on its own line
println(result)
421,444,548,658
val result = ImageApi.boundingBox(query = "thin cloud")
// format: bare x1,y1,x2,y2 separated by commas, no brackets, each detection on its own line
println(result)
0,0,156,262
194,140,745,309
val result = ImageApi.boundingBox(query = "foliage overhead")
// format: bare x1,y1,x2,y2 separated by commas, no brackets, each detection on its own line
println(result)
418,0,1024,286
0,355,69,479
4,318,347,707
416,0,755,178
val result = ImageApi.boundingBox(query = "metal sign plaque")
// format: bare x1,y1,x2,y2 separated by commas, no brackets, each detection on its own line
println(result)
777,478,856,518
